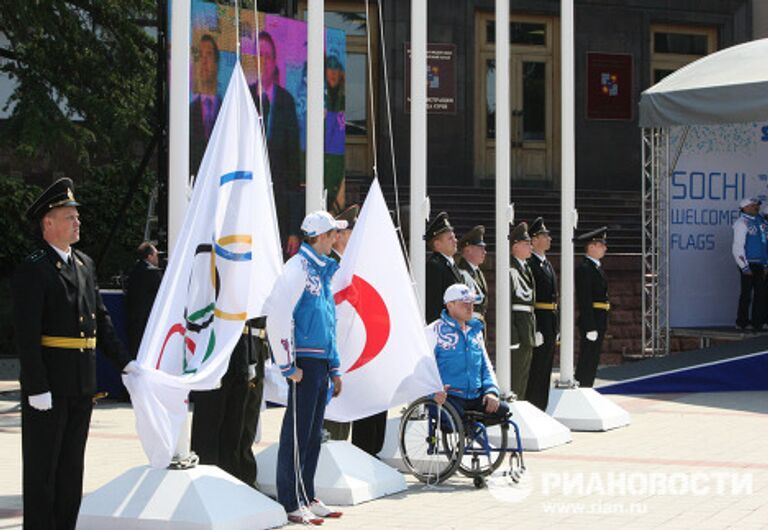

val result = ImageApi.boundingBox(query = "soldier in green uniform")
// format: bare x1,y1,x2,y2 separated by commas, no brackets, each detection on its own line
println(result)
509,222,536,399
526,217,558,411
574,226,609,388
13,178,136,530
457,225,489,325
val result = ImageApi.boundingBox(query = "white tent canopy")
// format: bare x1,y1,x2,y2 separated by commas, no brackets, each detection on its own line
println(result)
639,38,768,128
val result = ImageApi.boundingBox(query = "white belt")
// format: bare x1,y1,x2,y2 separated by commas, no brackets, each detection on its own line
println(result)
512,304,534,313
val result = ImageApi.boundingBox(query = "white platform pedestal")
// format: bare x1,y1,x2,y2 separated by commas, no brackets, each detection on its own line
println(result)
488,400,572,451
76,465,287,530
377,417,409,472
546,387,631,431
255,440,406,505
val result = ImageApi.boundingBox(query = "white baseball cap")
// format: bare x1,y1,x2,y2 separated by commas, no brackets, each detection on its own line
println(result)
739,197,760,209
301,210,348,236
443,283,483,304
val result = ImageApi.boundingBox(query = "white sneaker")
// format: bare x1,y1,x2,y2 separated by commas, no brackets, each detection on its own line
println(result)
309,498,343,518
287,505,324,525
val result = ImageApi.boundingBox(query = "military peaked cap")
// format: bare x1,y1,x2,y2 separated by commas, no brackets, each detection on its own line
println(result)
424,211,453,241
25,177,80,221
458,225,486,249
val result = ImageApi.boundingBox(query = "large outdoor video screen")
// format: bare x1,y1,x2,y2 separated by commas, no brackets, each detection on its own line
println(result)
185,1,346,256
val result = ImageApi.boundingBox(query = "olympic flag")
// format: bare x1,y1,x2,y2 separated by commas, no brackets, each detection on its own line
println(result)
123,63,282,468
325,179,443,421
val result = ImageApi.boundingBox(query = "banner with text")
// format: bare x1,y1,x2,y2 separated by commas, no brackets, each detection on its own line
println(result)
669,122,768,327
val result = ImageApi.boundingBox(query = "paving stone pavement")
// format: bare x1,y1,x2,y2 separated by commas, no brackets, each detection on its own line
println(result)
1,386,767,529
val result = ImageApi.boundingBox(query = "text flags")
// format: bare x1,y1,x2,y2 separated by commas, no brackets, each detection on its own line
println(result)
326,178,443,421
123,63,282,468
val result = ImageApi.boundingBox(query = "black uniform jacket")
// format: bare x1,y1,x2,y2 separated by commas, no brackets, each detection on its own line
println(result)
425,252,465,323
124,259,163,356
575,257,609,332
13,244,129,397
528,255,559,336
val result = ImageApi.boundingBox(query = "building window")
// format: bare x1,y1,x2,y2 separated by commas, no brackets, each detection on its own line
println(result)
650,24,716,84
475,12,556,186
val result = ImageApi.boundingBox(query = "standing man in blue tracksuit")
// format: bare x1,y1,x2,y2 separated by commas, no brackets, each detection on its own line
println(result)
732,197,768,330
427,284,509,423
265,211,346,525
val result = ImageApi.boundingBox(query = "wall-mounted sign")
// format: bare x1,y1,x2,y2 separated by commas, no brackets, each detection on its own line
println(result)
586,52,633,120
405,43,457,114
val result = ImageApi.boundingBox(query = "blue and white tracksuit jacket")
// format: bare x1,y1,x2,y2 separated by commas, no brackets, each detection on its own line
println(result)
265,243,341,378
732,213,768,272
424,310,499,400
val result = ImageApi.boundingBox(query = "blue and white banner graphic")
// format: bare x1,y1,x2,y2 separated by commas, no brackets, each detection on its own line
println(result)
669,123,768,327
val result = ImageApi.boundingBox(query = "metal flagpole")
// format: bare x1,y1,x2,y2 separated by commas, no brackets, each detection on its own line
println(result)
169,0,192,462
495,0,511,393
306,0,324,213
558,0,577,387
410,0,427,312
168,0,190,258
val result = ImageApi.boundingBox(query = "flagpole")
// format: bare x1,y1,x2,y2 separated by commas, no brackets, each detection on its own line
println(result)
410,0,427,313
495,0,511,394
559,0,576,387
306,0,324,212
168,0,190,257
168,0,192,462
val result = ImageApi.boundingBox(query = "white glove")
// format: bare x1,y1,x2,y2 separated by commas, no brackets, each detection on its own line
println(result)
535,332,544,347
28,392,52,411
586,330,598,342
511,343,520,350
122,360,140,374
248,363,257,381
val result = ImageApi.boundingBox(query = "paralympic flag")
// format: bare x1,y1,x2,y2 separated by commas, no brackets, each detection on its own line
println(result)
123,63,282,468
325,179,443,421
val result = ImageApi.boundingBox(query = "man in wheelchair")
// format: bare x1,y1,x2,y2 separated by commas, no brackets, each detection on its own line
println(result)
425,283,510,426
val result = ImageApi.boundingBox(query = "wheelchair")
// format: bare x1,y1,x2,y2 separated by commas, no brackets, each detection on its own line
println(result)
398,396,525,488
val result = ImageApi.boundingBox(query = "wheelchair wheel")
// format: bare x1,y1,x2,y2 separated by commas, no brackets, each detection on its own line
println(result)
399,397,465,484
455,423,508,478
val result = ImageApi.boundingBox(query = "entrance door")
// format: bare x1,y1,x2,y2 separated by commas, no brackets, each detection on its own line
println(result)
475,14,557,187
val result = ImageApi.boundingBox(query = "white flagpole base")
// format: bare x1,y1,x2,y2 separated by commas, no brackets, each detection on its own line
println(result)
546,387,631,431
76,465,287,530
488,400,572,451
377,416,410,472
255,440,406,505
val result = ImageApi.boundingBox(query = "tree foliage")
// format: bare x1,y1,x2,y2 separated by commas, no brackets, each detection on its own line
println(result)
0,0,157,166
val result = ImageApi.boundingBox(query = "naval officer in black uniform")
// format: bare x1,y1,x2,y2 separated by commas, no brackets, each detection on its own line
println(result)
574,227,610,388
526,218,558,411
13,178,136,530
425,212,464,323
457,225,489,325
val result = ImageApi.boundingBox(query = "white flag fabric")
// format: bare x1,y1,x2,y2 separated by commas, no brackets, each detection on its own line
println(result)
123,63,282,468
325,178,443,421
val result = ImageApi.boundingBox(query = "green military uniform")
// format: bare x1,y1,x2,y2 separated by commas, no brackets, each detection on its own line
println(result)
457,225,489,324
509,222,536,399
